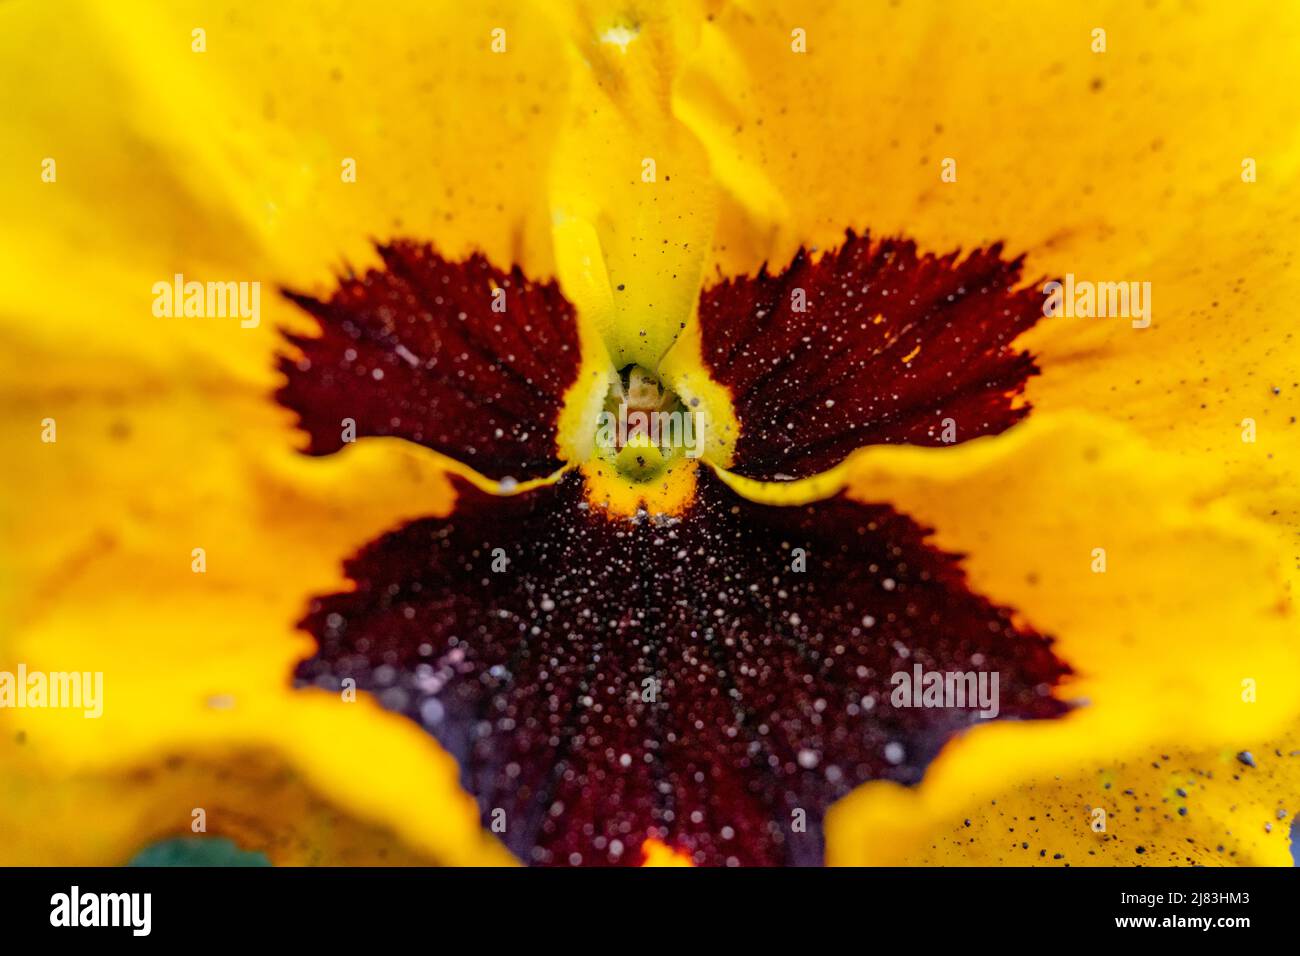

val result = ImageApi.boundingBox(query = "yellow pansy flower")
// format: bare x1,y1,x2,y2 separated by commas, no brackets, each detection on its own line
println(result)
2,0,1298,867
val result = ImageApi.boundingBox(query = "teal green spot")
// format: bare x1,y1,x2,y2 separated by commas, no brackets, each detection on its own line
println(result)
126,836,271,867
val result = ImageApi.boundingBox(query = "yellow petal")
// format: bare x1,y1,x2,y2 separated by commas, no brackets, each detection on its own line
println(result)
1,374,518,863
793,412,1300,864
1,730,455,866
846,729,1300,867
0,0,572,382
676,0,1300,537
680,0,1300,281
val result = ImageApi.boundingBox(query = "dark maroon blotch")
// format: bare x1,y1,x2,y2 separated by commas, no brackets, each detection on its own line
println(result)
294,470,1070,866
698,230,1044,480
278,241,581,482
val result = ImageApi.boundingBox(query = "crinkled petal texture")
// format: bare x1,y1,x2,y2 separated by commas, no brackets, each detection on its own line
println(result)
678,0,1300,548
823,414,1300,864
3,0,1300,869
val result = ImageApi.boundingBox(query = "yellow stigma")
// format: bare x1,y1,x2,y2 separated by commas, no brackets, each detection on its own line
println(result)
615,432,666,482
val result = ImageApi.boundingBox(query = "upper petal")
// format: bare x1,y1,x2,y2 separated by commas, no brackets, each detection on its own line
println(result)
676,0,1300,537
0,0,574,386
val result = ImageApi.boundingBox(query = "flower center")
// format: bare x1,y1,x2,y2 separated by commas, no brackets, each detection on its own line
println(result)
594,365,703,482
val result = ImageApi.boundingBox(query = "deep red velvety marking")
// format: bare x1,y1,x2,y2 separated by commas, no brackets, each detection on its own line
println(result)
294,469,1070,866
698,230,1044,480
278,241,580,482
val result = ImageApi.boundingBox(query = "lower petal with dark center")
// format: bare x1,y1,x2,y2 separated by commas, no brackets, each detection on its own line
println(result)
293,467,1071,866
